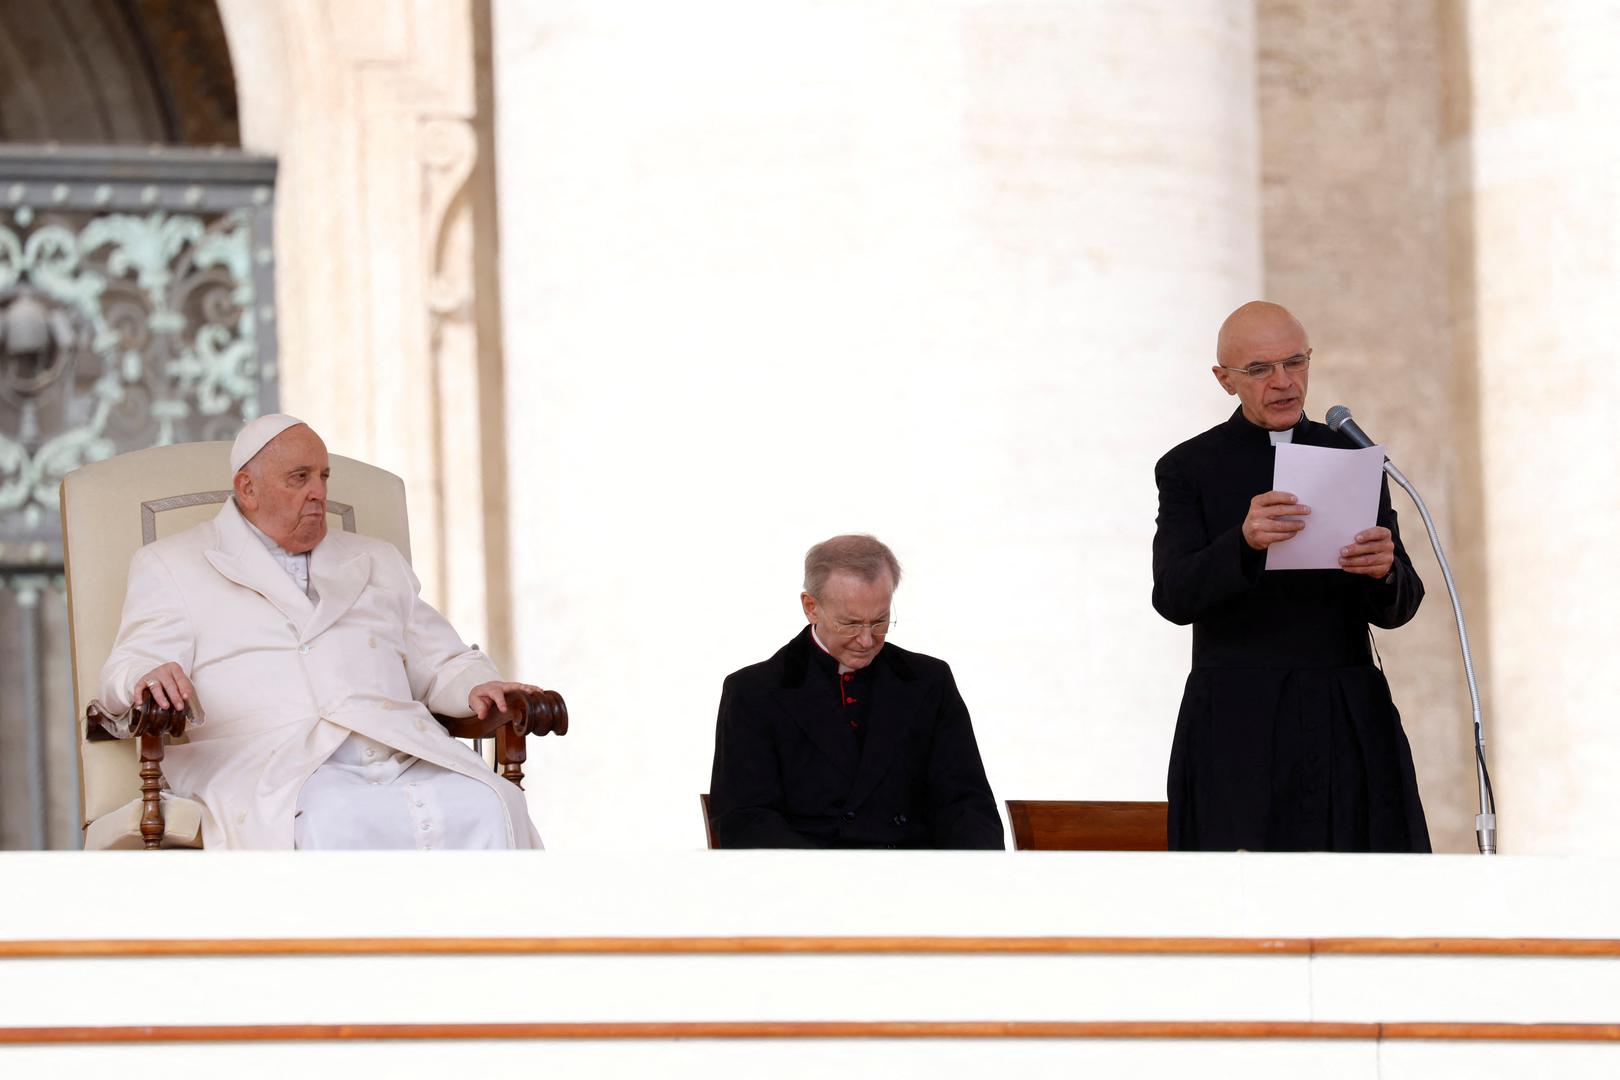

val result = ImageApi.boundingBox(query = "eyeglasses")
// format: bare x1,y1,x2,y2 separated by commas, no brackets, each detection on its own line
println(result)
825,618,896,637
1219,354,1310,380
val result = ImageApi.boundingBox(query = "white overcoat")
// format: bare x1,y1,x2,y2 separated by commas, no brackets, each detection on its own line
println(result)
98,498,542,850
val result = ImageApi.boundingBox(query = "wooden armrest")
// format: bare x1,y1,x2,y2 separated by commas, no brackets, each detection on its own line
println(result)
84,689,189,850
86,690,189,741
432,688,568,791
432,687,568,739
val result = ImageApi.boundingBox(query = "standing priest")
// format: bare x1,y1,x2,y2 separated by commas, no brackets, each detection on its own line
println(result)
708,534,1004,849
1152,301,1430,852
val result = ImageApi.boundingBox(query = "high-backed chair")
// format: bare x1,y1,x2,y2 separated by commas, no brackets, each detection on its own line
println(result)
61,441,566,850
1005,800,1169,851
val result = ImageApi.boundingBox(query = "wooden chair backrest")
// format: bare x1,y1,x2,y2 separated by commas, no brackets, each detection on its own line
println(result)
699,793,717,849
1005,800,1169,851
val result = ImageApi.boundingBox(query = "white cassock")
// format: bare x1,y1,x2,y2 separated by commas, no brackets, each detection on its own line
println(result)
98,497,542,850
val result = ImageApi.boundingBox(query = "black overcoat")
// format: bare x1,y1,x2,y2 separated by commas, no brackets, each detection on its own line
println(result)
1153,408,1431,852
708,627,1005,849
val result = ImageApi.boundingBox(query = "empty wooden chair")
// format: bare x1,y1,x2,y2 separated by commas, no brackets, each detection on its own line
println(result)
1005,800,1168,851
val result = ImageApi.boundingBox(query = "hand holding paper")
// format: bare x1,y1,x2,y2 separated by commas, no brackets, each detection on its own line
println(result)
1242,490,1311,551
1265,443,1386,571
1338,525,1395,578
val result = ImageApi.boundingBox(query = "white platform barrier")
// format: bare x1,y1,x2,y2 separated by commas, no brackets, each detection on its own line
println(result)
2,851,1618,1078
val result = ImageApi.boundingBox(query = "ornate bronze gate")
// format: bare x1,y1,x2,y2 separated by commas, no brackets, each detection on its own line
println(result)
0,146,276,847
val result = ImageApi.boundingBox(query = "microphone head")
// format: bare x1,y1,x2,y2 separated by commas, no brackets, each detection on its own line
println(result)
1325,405,1352,432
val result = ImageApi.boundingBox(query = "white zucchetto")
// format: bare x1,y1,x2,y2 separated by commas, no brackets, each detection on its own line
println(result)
230,413,306,473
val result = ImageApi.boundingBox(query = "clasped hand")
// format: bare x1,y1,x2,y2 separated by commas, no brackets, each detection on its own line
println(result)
1242,490,1393,578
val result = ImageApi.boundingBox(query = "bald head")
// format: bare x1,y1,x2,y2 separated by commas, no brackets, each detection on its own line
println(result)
1211,301,1312,430
1216,301,1307,368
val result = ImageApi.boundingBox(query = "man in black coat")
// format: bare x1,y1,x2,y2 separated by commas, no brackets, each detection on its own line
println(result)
708,534,1004,849
1153,301,1431,852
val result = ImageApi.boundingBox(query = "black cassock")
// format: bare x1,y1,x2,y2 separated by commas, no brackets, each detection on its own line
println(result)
1153,407,1431,852
708,626,1004,849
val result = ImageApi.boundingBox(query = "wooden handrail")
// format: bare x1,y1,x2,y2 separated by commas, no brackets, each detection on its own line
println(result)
3,935,1620,958
3,1021,1620,1045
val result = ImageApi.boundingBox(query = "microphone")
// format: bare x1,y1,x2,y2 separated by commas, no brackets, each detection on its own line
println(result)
1325,404,1375,450
1324,403,1498,854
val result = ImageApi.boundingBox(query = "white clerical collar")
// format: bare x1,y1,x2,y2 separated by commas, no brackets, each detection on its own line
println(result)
809,624,854,674
239,504,317,601
1269,427,1294,445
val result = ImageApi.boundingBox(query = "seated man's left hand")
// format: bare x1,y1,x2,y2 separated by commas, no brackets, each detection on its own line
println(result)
1339,527,1395,579
469,681,545,720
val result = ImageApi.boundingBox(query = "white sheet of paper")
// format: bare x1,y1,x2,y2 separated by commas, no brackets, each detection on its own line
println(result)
1265,443,1386,571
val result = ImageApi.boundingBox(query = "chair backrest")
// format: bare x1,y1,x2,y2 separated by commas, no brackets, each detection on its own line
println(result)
699,793,717,849
1005,800,1169,851
60,440,411,831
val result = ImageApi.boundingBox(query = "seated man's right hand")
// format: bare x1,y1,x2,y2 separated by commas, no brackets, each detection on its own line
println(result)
136,662,196,714
1242,490,1311,551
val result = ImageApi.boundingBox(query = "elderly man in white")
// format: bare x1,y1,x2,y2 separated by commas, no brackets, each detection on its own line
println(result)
97,414,543,849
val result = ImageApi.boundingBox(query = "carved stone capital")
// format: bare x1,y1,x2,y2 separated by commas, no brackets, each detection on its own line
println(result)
420,116,479,320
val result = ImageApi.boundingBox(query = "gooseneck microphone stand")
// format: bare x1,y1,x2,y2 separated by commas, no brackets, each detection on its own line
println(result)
1326,405,1496,854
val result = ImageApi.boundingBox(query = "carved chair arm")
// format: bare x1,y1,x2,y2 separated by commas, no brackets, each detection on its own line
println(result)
84,688,189,849
432,687,567,790
433,687,568,739
132,690,191,739
86,690,190,741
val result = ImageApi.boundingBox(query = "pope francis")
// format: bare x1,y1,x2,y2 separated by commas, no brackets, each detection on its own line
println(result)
97,414,544,850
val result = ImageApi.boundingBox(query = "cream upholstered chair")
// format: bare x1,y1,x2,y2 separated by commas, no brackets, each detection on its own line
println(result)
61,441,565,850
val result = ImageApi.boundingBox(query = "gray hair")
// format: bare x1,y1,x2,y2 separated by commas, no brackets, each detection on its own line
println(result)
803,534,902,598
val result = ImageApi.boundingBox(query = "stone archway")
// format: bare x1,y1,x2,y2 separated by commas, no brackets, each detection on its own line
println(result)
0,0,238,146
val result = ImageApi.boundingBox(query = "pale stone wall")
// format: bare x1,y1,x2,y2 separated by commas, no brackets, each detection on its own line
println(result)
495,0,1262,849
217,0,510,665
1256,0,1479,851
1454,1,1620,854
206,0,1620,855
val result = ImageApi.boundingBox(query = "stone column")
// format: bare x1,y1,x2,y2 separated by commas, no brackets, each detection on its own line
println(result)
1451,2,1620,854
1256,0,1478,851
495,0,1262,848
217,0,510,663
